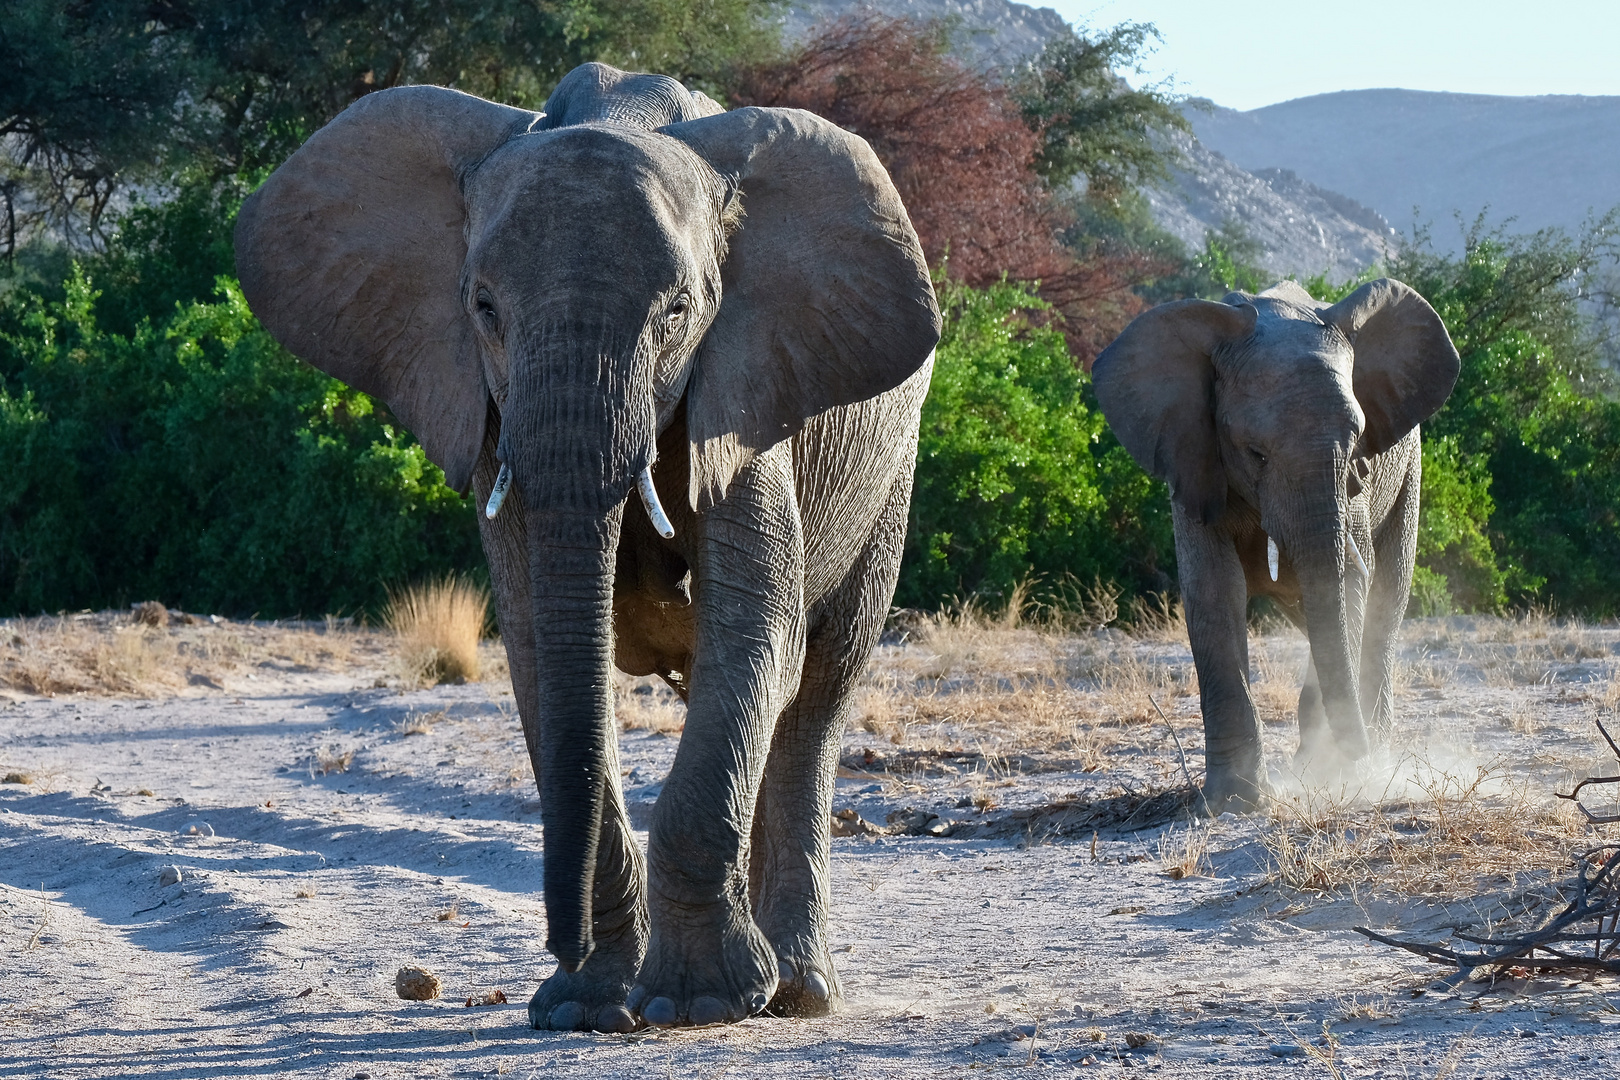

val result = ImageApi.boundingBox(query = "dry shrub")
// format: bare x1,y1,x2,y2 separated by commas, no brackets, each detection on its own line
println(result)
1264,760,1588,897
385,577,489,686
729,13,1166,363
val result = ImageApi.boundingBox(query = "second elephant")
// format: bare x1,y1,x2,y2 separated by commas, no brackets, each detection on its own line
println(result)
1093,280,1460,811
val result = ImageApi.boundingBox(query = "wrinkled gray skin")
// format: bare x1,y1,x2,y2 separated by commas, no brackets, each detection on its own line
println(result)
235,64,940,1031
1093,280,1459,813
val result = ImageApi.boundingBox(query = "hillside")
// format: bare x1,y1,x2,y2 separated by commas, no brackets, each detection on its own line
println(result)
785,0,1398,280
1144,131,1397,282
1191,90,1620,244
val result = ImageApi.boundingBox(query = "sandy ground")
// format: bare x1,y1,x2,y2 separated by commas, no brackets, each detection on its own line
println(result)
3,612,1620,1079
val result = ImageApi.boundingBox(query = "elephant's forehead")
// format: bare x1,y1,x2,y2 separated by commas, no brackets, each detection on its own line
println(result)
469,125,715,207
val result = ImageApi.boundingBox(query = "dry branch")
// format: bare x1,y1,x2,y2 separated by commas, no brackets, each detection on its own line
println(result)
1356,722,1620,977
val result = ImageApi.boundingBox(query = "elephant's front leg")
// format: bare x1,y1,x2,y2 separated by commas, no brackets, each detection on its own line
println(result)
1174,506,1265,813
629,445,806,1027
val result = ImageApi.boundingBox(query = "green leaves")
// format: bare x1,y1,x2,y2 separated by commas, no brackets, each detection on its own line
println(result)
0,256,482,617
898,279,1172,610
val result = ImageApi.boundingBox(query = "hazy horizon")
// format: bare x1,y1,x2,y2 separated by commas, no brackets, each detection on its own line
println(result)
1048,0,1620,111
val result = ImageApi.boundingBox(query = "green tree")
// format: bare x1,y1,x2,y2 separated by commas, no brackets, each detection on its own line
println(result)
1009,23,1188,203
899,279,1173,610
1,0,782,249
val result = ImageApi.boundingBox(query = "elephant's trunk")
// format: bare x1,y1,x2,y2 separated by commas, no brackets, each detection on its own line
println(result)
503,314,654,972
1293,510,1369,762
529,503,623,971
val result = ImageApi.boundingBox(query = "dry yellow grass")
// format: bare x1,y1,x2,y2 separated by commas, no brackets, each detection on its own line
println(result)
1157,823,1211,879
0,611,384,696
1263,760,1589,897
385,577,490,686
615,674,686,733
312,746,355,775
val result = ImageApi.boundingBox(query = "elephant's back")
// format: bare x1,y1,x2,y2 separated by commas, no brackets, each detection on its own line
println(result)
792,356,933,610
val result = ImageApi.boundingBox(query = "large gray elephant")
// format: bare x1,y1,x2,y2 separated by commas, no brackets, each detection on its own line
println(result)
1092,280,1459,812
235,64,940,1031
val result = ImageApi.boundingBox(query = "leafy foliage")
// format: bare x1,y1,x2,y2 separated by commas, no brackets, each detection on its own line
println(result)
1008,23,1188,202
898,280,1173,610
728,13,1184,366
1,0,781,249
0,261,482,617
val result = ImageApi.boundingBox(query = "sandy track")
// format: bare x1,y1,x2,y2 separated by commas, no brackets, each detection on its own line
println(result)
3,620,1619,1078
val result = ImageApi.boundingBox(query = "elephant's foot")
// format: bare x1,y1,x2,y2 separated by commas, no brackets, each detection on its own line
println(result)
530,931,645,1033
627,901,778,1027
767,947,841,1017
1198,769,1266,816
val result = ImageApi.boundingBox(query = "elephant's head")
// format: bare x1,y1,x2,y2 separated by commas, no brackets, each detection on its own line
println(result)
235,71,939,970
1092,279,1458,759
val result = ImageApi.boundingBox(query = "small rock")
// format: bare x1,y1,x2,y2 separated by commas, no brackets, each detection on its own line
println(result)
395,965,442,1001
158,866,183,887
180,822,215,837
1269,1043,1306,1057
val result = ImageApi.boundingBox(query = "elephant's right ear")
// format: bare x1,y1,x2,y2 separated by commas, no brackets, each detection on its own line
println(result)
234,86,541,493
1091,299,1258,525
660,107,941,510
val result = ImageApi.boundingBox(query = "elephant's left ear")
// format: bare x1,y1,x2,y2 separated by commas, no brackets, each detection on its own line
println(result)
660,107,941,509
1323,278,1460,455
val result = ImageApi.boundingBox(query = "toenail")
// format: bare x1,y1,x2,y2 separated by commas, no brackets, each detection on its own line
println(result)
642,996,678,1027
804,970,830,1001
688,995,729,1026
595,1004,637,1034
547,1001,587,1030
778,959,795,984
625,985,648,1012
748,992,768,1014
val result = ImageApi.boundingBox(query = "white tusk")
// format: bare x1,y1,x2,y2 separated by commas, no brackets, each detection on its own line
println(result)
1267,535,1279,582
638,466,675,539
1346,530,1369,577
485,462,512,520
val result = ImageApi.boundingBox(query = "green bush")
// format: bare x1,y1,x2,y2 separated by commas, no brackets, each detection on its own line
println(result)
0,266,482,617
897,279,1174,611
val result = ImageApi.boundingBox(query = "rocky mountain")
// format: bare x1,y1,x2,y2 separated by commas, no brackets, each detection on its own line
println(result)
784,1,1400,280
781,0,1069,66
1190,90,1620,247
1144,133,1397,283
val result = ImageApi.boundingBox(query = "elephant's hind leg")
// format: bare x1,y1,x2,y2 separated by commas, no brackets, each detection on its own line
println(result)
750,467,911,1016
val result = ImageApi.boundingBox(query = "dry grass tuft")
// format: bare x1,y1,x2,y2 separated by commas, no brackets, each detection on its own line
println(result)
294,885,317,899
385,577,490,686
1264,760,1588,897
312,746,354,775
397,710,444,737
615,674,687,733
1157,823,1211,879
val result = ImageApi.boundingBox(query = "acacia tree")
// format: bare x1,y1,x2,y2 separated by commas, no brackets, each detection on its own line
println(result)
728,15,1181,364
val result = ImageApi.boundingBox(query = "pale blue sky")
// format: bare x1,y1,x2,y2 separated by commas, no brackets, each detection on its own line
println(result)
1045,1,1620,111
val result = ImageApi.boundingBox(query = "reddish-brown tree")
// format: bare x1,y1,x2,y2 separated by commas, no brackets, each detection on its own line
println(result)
728,15,1168,364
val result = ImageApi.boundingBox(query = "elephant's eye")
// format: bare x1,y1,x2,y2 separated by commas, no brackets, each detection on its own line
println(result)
667,293,690,323
475,289,499,330
1249,447,1268,466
